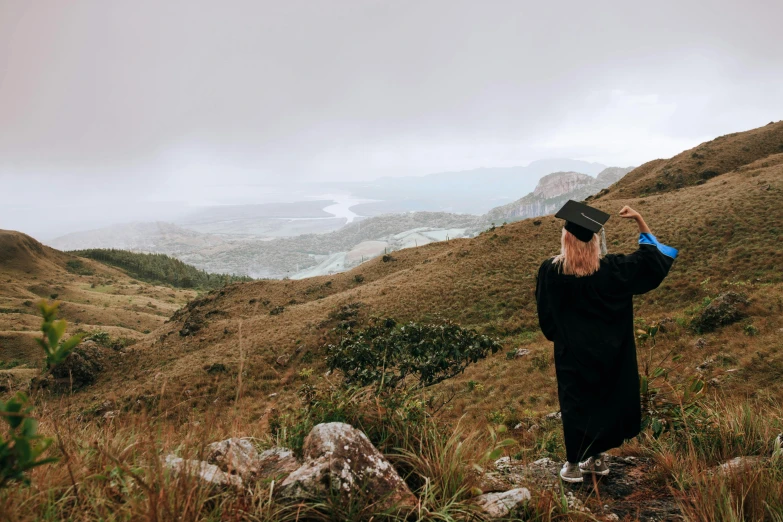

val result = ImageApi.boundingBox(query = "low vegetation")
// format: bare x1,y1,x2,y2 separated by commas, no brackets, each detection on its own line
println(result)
71,248,253,289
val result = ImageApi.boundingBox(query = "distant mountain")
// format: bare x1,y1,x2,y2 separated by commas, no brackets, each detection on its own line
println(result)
48,222,228,253
327,158,607,216
480,166,633,226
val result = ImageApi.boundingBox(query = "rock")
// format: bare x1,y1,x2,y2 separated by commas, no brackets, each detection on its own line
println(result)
714,456,765,475
514,348,531,358
708,378,720,387
691,292,749,333
544,411,562,420
530,457,558,468
775,433,782,452
206,439,299,482
694,337,707,349
276,354,290,366
474,488,531,518
605,514,620,521
256,447,300,479
277,422,416,513
495,456,512,471
165,455,243,488
207,438,260,479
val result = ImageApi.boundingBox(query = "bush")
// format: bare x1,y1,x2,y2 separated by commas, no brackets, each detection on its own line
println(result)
65,259,94,276
2,300,82,488
0,393,56,488
49,343,105,389
326,318,502,391
691,292,749,333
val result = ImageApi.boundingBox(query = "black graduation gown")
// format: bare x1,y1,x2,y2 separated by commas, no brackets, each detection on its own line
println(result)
535,233,677,462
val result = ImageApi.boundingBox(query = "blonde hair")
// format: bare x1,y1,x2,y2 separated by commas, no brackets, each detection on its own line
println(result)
552,227,601,277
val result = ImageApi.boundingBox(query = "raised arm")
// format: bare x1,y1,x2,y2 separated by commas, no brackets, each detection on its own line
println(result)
610,206,678,295
619,205,651,233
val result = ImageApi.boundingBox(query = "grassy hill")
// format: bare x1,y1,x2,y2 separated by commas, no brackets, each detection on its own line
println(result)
3,121,783,520
71,248,253,290
0,230,198,370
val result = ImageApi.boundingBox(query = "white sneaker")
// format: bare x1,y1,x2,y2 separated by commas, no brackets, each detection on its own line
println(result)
560,462,584,483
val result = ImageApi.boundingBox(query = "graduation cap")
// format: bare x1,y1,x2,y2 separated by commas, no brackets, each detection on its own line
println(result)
555,200,610,242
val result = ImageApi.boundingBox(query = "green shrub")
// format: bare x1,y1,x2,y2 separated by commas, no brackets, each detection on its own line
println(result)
37,301,83,369
0,393,57,488
325,318,502,391
1,301,82,489
65,259,94,276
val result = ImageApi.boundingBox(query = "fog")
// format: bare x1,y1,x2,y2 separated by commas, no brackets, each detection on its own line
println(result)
1,0,782,238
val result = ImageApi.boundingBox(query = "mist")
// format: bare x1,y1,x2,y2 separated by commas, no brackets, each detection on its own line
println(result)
2,0,782,238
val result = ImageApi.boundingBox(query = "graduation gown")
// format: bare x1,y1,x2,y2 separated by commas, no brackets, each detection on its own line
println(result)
535,233,678,462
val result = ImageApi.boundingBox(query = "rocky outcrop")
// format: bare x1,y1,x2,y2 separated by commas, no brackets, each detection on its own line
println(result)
532,172,594,199
277,422,417,513
481,167,633,226
206,438,259,479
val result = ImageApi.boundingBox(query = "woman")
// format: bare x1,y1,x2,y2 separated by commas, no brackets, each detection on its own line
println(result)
535,202,678,483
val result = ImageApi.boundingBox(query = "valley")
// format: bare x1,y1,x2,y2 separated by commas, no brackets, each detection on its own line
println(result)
47,164,633,280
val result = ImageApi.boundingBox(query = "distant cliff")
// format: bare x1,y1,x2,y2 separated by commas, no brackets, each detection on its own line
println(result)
480,167,633,226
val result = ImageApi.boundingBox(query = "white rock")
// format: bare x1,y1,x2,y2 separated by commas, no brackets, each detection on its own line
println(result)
207,438,259,479
277,422,416,513
715,456,765,475
475,488,531,518
256,447,300,479
494,456,512,471
164,455,243,488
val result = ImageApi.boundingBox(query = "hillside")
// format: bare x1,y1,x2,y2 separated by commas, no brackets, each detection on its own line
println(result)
5,122,783,520
0,230,197,371
594,120,783,200
71,249,253,289
71,121,783,420
481,167,633,226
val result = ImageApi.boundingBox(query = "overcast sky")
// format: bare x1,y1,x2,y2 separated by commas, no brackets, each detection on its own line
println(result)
1,0,782,237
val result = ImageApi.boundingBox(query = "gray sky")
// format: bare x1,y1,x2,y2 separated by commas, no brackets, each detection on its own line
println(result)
1,0,782,237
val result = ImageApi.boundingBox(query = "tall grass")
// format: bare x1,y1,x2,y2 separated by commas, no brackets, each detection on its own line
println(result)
644,397,783,522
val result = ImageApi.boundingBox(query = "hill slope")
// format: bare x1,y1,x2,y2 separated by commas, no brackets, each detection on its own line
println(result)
4,122,783,521
0,230,197,368
78,121,783,428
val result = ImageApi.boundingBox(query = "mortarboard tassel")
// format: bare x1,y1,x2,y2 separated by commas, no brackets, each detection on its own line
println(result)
600,227,607,256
